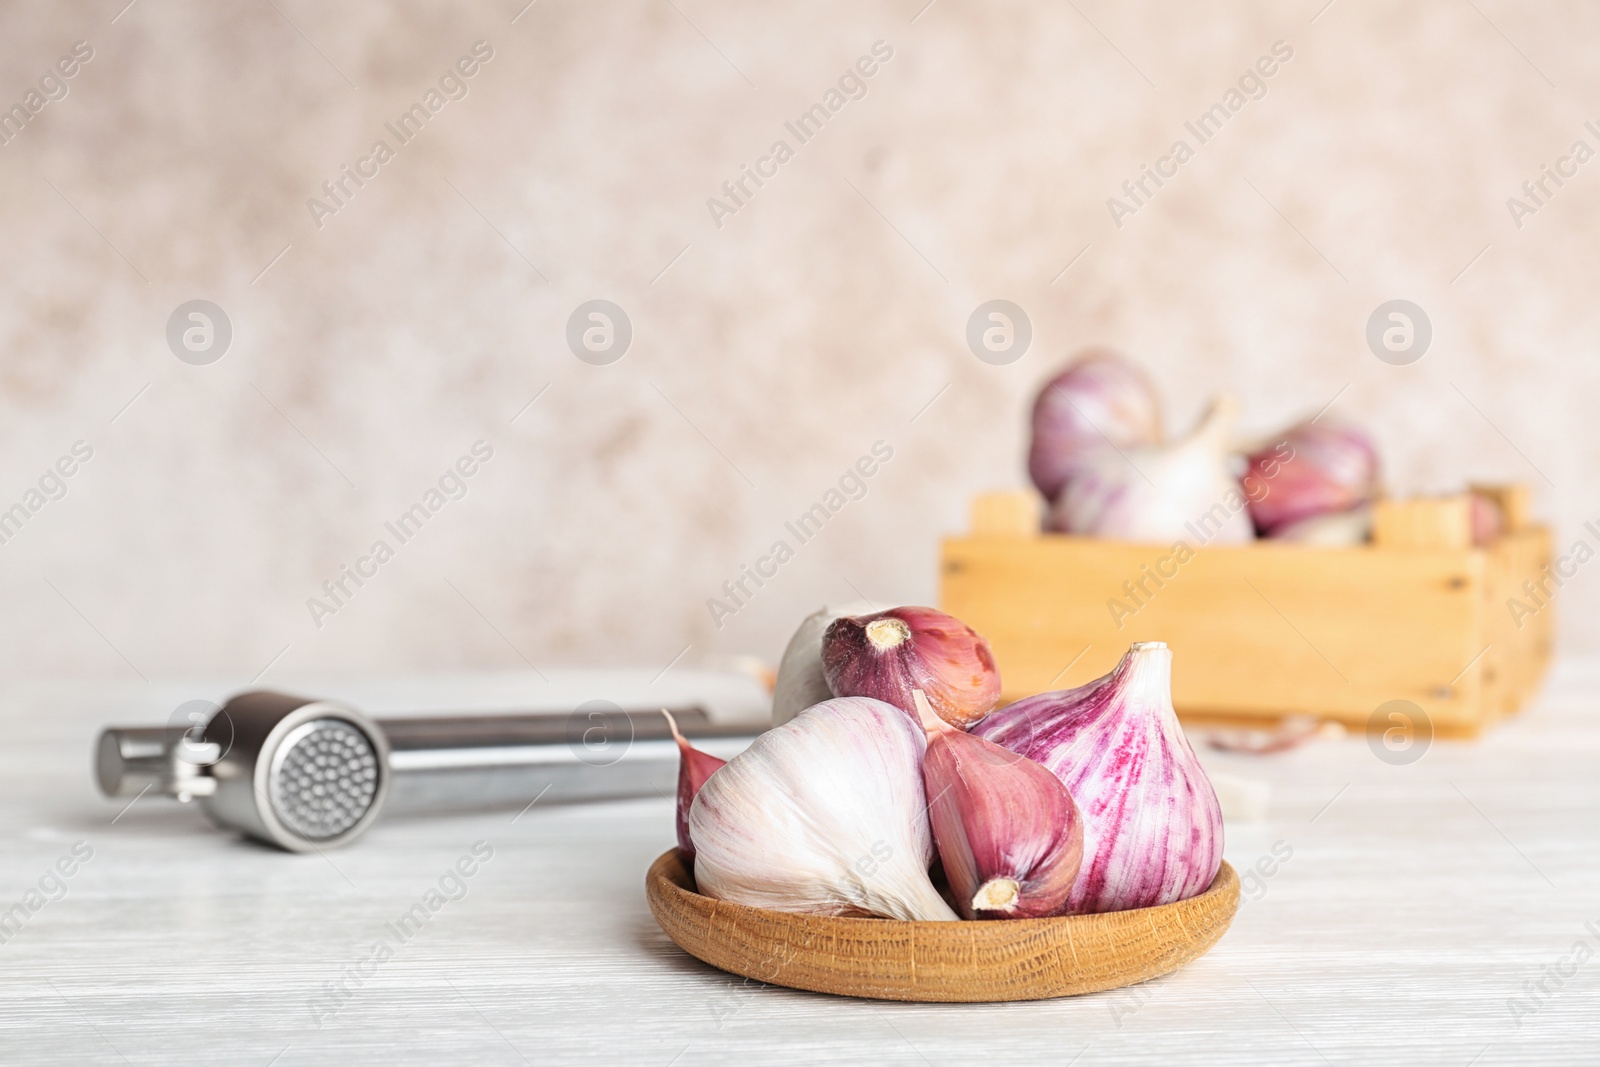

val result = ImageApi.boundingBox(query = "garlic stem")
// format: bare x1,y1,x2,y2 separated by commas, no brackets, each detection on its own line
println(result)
662,707,687,746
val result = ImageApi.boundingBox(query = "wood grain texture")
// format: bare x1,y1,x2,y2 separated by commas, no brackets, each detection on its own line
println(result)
1372,494,1472,550
647,850,1239,1002
942,489,1552,733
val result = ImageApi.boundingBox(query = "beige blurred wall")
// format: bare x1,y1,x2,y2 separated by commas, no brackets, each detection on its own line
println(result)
0,0,1593,685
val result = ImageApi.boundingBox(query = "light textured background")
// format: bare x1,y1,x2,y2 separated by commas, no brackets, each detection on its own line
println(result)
0,0,1592,686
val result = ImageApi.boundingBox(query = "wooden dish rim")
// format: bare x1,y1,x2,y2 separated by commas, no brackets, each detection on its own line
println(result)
648,848,1240,933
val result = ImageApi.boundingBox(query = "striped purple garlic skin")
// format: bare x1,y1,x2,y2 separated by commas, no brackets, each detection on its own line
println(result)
1245,419,1380,536
1028,348,1162,506
972,642,1223,913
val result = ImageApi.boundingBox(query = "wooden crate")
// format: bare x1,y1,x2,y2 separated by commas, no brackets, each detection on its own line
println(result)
940,486,1553,737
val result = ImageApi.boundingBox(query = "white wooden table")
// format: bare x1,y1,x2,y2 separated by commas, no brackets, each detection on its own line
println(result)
3,666,1597,1066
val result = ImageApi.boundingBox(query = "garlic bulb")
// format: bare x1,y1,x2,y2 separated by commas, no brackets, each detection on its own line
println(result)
663,709,725,862
1050,396,1253,544
689,696,958,921
1028,349,1163,504
913,691,1082,920
822,606,1000,728
771,602,874,726
1244,420,1379,536
973,642,1223,913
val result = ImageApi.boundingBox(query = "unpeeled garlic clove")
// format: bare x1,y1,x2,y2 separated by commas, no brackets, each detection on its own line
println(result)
913,690,1083,920
821,606,1001,728
689,696,958,921
663,709,725,862
1244,420,1379,535
1051,396,1253,544
973,642,1223,913
1029,349,1163,505
1266,504,1372,546
1470,490,1505,546
770,602,875,726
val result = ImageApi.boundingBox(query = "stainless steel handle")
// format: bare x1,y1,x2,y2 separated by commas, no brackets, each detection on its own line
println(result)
372,708,756,815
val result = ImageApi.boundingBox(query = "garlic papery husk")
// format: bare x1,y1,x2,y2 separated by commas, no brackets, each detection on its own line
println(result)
664,709,726,862
771,602,875,726
689,696,959,921
1244,420,1380,535
1050,396,1253,544
1028,349,1163,504
822,606,1001,728
1266,504,1372,546
913,691,1083,920
972,642,1223,914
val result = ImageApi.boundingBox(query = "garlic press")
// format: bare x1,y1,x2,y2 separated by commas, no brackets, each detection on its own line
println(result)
96,687,759,852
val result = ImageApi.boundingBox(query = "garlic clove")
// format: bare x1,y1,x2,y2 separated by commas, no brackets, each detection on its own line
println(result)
1266,504,1372,546
821,606,1001,728
1470,490,1505,546
972,642,1223,914
663,708,726,862
1050,396,1254,544
771,602,876,726
689,696,959,921
1029,349,1163,504
913,690,1083,920
1244,420,1380,535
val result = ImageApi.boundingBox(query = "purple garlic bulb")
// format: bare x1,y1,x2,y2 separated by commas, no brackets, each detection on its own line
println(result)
972,642,1223,913
1244,419,1380,537
1028,348,1163,505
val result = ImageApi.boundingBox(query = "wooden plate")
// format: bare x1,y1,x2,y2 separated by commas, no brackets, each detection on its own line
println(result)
646,849,1239,1003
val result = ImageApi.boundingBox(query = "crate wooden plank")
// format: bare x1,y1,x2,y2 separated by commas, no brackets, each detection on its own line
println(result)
1500,525,1555,711
1373,494,1471,550
941,535,1488,733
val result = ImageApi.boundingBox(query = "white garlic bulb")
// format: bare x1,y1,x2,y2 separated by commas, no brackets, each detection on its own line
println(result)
770,602,874,726
689,696,959,921
1050,395,1254,544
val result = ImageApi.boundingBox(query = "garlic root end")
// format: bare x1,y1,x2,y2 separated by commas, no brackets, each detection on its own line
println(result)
972,878,1021,912
865,617,912,650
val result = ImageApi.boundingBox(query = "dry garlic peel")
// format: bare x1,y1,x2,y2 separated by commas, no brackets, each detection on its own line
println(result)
689,696,958,921
974,642,1223,914
913,691,1083,920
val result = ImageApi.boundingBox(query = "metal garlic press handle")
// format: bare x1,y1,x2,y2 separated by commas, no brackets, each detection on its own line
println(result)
95,690,759,852
95,726,220,801
374,709,754,815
